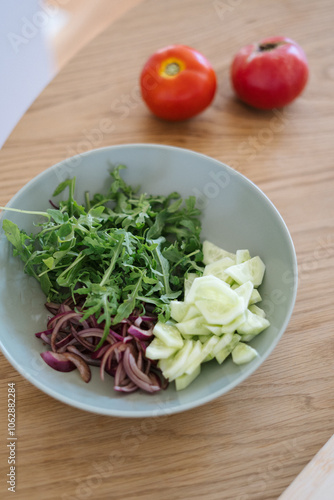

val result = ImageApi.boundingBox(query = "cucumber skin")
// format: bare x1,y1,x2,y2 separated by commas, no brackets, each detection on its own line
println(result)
232,343,258,365
175,365,201,391
215,334,241,364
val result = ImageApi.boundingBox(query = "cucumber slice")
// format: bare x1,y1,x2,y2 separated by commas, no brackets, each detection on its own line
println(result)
153,322,184,349
198,334,212,343
185,336,220,374
234,281,254,309
240,334,256,342
212,332,234,355
170,301,189,323
157,357,170,373
146,338,178,360
184,273,197,299
175,365,201,391
232,342,258,365
237,310,270,335
236,249,251,264
203,257,235,284
182,340,204,374
203,353,215,362
225,256,266,287
215,334,241,364
161,340,194,381
176,316,211,337
221,312,246,334
249,304,266,318
205,325,223,336
196,295,244,325
182,304,201,322
202,240,236,265
249,289,262,305
185,275,233,303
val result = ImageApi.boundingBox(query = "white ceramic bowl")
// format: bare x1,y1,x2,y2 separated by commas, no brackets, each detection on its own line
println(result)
0,144,297,417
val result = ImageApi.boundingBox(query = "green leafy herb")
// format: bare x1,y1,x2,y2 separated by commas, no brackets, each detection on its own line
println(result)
1,165,204,346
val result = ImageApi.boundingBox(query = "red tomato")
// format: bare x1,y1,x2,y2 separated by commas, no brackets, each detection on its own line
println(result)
231,37,309,110
140,45,217,121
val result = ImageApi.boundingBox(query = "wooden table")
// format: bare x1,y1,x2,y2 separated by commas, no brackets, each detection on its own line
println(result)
1,1,334,498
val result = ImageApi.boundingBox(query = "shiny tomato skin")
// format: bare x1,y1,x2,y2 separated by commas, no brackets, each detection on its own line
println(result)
140,45,217,121
231,37,309,110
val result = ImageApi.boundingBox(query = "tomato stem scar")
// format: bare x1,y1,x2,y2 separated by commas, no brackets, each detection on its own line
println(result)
165,62,181,76
258,41,286,52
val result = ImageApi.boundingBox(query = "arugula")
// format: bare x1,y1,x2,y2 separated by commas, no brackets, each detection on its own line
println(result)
1,165,204,347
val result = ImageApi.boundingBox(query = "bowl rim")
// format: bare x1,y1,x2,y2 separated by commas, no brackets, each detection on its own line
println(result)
0,143,298,417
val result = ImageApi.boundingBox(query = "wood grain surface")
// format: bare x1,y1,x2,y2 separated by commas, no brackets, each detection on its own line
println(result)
279,434,334,499
1,0,334,499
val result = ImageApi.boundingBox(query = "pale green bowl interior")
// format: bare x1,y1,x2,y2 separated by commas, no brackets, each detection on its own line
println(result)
0,144,297,417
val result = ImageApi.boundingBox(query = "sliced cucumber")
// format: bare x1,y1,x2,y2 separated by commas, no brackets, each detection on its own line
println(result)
153,322,184,349
212,332,234,356
182,304,201,322
202,240,236,265
237,310,270,335
249,288,262,305
234,281,254,309
170,300,190,323
146,338,178,360
152,242,269,391
196,295,244,326
185,275,234,303
215,334,241,364
232,342,258,365
176,316,211,336
240,334,256,342
221,312,246,334
198,334,212,343
203,256,235,284
203,353,215,362
236,249,251,265
161,340,194,381
249,304,266,318
205,325,223,336
182,340,205,374
225,256,266,287
185,336,220,374
175,365,201,391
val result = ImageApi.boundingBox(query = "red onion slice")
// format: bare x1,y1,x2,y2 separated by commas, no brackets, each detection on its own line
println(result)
61,352,91,383
123,348,160,393
40,351,76,372
127,324,153,340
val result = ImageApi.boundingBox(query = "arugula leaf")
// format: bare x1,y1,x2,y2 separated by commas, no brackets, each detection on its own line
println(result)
3,164,205,342
2,219,24,251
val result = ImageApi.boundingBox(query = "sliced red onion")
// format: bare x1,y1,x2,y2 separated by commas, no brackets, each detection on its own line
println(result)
50,312,84,352
47,310,73,329
123,348,160,393
59,303,72,313
100,342,124,381
66,346,101,367
45,302,60,314
114,382,138,393
35,328,53,339
91,344,110,360
115,361,127,386
37,299,166,395
40,333,51,345
55,333,74,350
110,329,125,342
127,324,153,340
40,351,76,372
61,352,91,383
